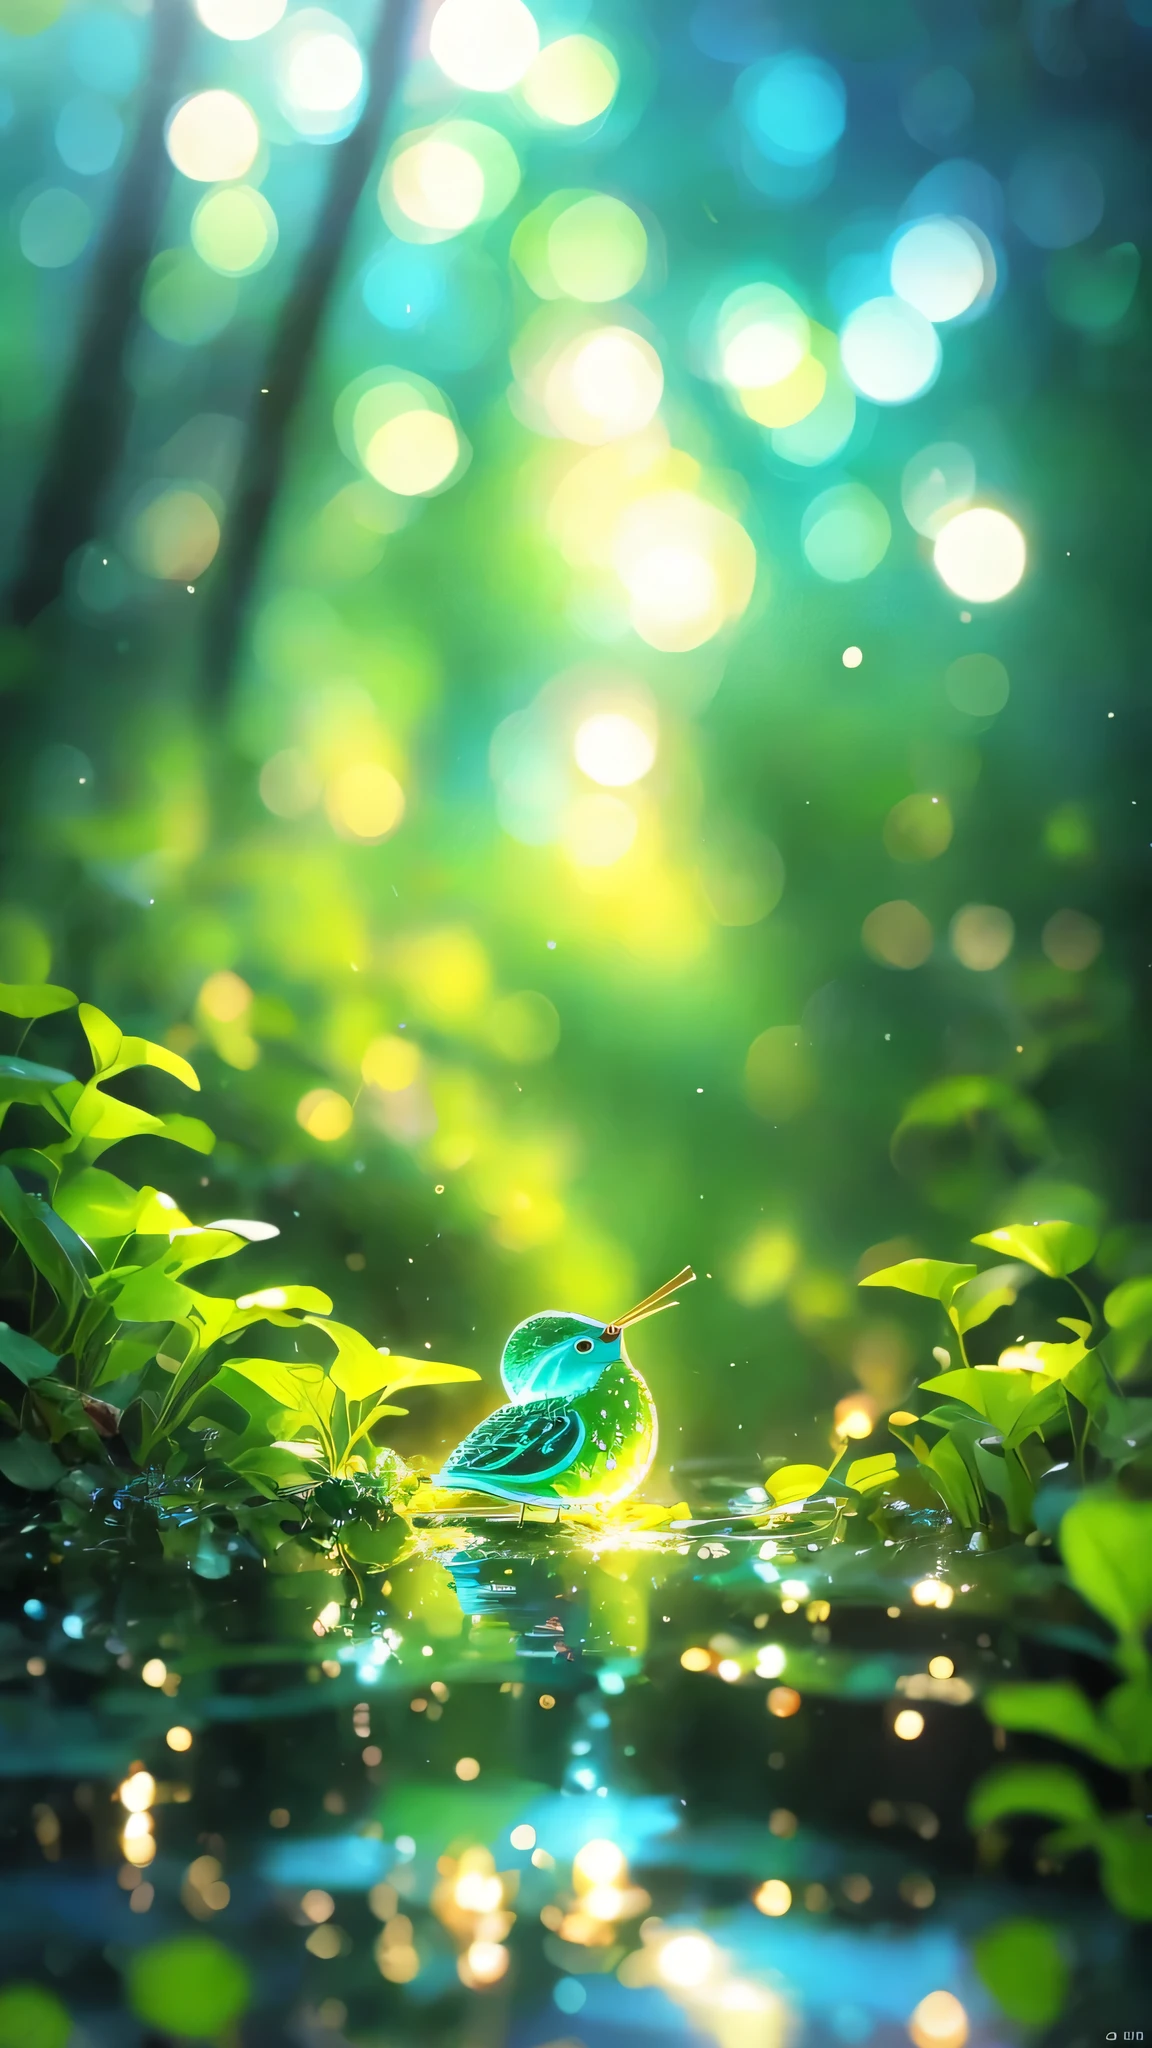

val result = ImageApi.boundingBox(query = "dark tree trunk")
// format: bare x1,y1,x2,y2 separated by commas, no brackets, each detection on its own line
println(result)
203,0,419,702
7,0,192,627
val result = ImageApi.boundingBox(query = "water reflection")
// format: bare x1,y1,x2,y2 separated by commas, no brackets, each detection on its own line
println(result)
0,1492,1141,2042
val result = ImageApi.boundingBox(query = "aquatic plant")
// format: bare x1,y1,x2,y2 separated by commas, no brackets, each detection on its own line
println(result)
845,1224,1152,1538
0,979,477,1560
970,1489,1152,1919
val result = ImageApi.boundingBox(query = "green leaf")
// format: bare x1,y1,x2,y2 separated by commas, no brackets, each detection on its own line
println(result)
227,1356,331,1413
153,1112,215,1155
0,1324,60,1385
920,1366,1044,1437
1003,1378,1067,1450
973,1918,1068,2026
859,1258,976,1303
0,983,77,1020
1104,1275,1152,1329
0,1433,65,1490
340,1515,412,1568
113,1266,195,1324
950,1273,1019,1336
972,1220,1097,1278
927,1432,983,1525
377,1353,482,1399
1096,1812,1152,1920
845,1452,898,1493
68,1085,163,1149
1098,1682,1152,1771
229,1446,318,1491
968,1762,1098,1831
983,1680,1122,1766
78,1004,122,1073
1060,1492,1152,1642
0,1166,91,1321
766,1462,829,1505
54,1168,148,1241
105,1033,200,1092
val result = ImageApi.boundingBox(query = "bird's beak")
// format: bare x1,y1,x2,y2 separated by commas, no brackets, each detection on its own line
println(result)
604,1266,696,1337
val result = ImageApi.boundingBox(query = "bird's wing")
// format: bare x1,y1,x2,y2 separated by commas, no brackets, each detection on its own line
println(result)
441,1397,585,1484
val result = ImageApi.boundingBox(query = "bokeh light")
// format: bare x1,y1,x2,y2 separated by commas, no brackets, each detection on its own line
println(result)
745,1028,815,1121
909,1991,969,2048
902,442,976,538
297,1089,354,1141
611,489,755,650
574,712,656,786
753,1879,792,1916
901,67,973,150
1042,908,1102,971
1009,149,1103,248
745,50,845,164
891,217,988,323
142,249,238,345
862,901,934,969
429,0,539,92
277,12,365,137
389,136,484,235
196,0,285,34
840,297,941,404
718,283,809,390
325,763,406,841
192,186,278,275
950,904,1014,971
366,411,459,495
657,1933,714,1988
883,794,953,863
547,194,647,302
894,1709,925,1741
802,483,891,582
945,652,1009,715
521,35,619,126
56,94,123,175
129,488,220,582
933,507,1026,602
166,91,260,182
543,326,663,445
18,187,91,268
563,793,637,867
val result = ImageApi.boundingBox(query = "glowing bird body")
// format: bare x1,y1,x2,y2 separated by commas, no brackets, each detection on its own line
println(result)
439,1270,692,1508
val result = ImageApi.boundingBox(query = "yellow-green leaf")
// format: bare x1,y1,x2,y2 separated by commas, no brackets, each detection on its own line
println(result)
972,1220,1097,1278
845,1452,898,1493
377,1355,481,1397
766,1462,829,1504
0,982,77,1019
860,1258,976,1303
79,1003,123,1073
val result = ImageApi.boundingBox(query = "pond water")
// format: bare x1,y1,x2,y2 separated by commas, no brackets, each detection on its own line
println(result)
1,1486,1145,2047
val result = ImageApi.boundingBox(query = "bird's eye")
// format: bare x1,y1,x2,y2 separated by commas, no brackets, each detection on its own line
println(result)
574,1338,594,1353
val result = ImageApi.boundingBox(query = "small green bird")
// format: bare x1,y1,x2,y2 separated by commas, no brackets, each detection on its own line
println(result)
438,1267,694,1508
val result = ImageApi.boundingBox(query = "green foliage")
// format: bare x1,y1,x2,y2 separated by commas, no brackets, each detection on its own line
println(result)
0,980,479,1565
858,1215,1152,1539
972,1221,1097,1278
973,1918,1069,2026
970,1492,1152,1920
0,1983,71,2048
126,1934,250,2037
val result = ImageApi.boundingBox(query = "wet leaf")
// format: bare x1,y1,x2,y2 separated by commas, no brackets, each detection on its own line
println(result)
766,1462,829,1504
973,1917,1068,2025
972,1220,1097,1278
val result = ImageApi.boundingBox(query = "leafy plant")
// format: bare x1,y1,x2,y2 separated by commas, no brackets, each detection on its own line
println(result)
968,1492,1152,1919
0,980,478,1562
855,1219,1150,1536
